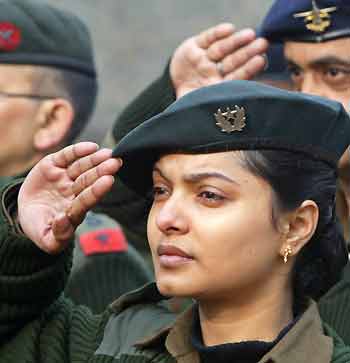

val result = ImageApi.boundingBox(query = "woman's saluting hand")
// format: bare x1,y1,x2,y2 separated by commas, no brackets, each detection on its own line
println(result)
17,142,122,254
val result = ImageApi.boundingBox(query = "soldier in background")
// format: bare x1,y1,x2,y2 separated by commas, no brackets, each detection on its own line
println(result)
0,0,152,313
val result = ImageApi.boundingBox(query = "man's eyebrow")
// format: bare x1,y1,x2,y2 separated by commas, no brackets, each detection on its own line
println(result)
286,59,300,68
286,56,350,68
310,56,350,68
183,172,240,185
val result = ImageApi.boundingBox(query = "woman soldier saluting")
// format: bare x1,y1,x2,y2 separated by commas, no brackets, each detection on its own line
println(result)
1,80,350,363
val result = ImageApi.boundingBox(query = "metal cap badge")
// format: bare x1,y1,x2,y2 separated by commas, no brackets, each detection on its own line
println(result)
215,106,246,133
293,0,337,33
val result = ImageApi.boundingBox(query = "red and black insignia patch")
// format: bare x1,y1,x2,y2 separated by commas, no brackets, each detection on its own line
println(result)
0,22,21,51
79,228,128,256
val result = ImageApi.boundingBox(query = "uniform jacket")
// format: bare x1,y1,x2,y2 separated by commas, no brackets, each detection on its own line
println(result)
1,181,350,363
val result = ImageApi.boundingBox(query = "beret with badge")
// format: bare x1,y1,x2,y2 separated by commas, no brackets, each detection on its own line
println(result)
112,80,350,197
0,0,96,77
259,0,350,43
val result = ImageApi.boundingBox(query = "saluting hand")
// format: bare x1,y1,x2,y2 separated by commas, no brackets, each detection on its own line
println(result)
170,23,269,98
18,142,122,255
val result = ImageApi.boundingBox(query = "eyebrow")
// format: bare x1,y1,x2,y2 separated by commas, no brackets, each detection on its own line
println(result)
286,56,350,69
153,167,239,186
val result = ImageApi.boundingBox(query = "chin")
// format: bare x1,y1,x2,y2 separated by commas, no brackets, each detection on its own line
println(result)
155,275,197,298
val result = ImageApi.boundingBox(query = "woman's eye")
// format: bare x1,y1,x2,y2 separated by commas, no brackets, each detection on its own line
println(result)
152,186,169,200
198,191,225,205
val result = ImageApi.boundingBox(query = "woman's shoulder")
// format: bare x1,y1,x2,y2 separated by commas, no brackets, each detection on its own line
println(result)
93,282,177,360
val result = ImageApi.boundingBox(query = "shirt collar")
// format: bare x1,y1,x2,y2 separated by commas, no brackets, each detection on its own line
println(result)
137,300,333,363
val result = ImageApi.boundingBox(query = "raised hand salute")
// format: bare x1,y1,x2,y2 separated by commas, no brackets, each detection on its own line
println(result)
170,23,269,98
17,142,122,254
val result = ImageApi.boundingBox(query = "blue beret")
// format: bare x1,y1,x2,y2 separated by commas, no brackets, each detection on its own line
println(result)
259,0,350,43
113,80,350,196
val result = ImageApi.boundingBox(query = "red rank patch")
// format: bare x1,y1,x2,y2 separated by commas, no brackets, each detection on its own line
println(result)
0,23,21,51
79,228,128,256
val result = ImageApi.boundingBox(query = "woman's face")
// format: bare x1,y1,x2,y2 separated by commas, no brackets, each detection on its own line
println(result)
147,151,290,302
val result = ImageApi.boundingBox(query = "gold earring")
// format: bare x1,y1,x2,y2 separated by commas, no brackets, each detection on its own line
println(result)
283,246,293,264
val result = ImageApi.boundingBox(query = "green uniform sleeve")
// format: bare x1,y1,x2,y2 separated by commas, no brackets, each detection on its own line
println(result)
0,181,116,362
96,63,176,254
319,262,350,346
0,180,74,342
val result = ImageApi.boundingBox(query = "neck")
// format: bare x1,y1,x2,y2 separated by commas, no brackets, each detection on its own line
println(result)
198,284,293,346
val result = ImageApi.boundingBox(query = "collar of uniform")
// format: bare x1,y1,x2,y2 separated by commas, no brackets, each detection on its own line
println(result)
109,282,169,314
139,300,333,363
259,301,333,363
134,305,195,353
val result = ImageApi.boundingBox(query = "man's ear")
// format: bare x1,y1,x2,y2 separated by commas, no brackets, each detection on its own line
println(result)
279,200,319,259
33,98,74,151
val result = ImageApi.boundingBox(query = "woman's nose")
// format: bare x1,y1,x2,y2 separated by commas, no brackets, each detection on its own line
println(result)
156,195,189,235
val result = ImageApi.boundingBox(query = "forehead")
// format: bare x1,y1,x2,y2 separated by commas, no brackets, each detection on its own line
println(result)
284,37,350,64
154,152,249,178
0,64,37,90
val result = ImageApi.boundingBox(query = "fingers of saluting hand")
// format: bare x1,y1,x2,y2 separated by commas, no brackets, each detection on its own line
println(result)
220,37,268,77
65,174,117,227
196,23,235,49
72,157,121,196
67,148,114,180
205,28,256,62
51,142,99,169
226,55,267,81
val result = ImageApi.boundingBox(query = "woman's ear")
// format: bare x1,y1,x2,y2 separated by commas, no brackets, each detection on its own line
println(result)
33,98,74,151
279,200,319,259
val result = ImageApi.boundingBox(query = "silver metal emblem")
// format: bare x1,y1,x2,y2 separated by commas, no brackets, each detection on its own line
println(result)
214,106,246,133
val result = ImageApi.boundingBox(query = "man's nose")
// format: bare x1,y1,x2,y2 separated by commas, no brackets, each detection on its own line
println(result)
300,73,325,98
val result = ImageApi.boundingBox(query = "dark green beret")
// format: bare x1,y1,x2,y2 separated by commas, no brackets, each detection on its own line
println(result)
113,80,350,196
0,0,95,77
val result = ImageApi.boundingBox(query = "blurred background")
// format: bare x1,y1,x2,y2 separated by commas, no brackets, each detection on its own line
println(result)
47,1,274,142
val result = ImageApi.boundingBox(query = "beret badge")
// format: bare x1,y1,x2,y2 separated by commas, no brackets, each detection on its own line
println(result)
214,105,246,133
0,22,21,51
293,0,337,33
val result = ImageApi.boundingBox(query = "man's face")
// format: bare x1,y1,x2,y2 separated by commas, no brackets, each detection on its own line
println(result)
284,37,350,109
0,64,44,176
285,38,350,239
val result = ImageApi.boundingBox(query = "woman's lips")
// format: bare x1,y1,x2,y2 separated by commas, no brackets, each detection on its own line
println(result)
157,244,194,267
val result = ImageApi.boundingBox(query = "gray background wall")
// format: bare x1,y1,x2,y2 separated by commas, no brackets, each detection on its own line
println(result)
47,1,274,143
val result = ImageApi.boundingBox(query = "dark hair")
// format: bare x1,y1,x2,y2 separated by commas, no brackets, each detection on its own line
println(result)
239,149,347,301
33,66,98,145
